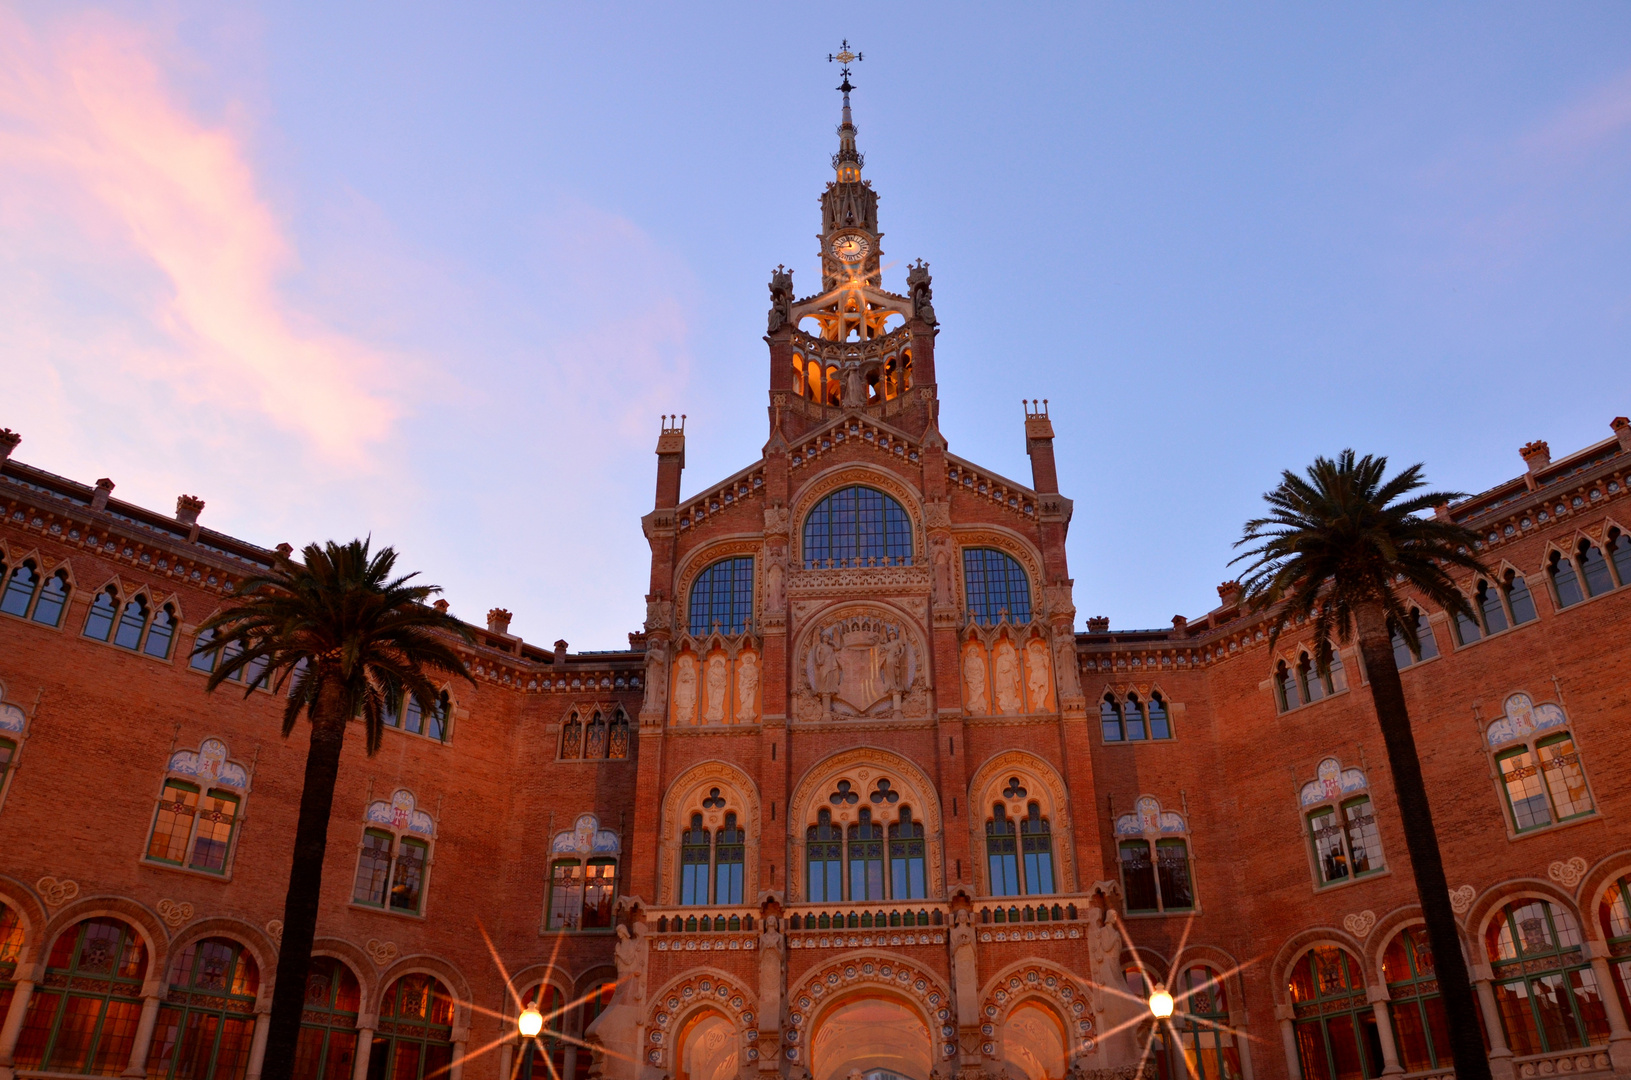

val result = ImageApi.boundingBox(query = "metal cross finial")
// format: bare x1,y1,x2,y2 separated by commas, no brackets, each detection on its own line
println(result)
828,39,862,89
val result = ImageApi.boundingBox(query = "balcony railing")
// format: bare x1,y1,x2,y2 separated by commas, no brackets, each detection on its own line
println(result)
1512,1048,1612,1079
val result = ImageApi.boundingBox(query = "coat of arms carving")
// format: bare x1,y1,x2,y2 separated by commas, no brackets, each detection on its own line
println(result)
800,611,923,719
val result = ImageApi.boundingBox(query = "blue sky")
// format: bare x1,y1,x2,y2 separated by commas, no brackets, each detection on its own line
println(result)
3,4,1629,648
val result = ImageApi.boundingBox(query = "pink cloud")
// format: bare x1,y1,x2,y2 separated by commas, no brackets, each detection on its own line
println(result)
0,9,398,463
1524,66,1631,155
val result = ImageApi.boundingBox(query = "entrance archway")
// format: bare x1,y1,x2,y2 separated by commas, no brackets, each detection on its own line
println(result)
1001,1001,1067,1080
810,994,930,1080
677,1009,737,1080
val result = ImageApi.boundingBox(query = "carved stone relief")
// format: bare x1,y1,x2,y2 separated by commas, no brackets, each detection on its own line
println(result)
992,639,1022,716
704,653,730,723
796,609,925,721
737,651,761,722
672,654,698,725
1025,638,1054,713
962,644,989,716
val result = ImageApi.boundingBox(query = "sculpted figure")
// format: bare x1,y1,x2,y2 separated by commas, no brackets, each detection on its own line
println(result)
813,634,842,695
949,909,979,1025
765,554,786,614
844,363,866,407
1054,638,1082,699
767,265,794,333
704,654,729,723
993,641,1022,715
1088,907,1122,993
880,631,909,693
1025,639,1051,710
962,647,988,715
931,537,956,606
737,652,760,721
643,639,669,715
613,921,649,1004
673,656,697,725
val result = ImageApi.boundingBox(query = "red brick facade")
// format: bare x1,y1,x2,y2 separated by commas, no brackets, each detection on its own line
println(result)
1,96,1630,1080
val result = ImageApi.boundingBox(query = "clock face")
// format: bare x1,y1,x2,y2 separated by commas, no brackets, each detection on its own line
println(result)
830,233,871,264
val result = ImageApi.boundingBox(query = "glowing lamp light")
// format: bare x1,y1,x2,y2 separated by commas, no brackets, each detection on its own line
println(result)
1148,989,1175,1019
518,1005,544,1039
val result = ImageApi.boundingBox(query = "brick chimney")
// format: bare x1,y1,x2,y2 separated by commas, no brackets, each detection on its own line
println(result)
1217,581,1243,609
1520,440,1551,474
1172,614,1188,633
487,608,513,635
1023,400,1058,494
433,599,449,615
275,543,294,559
1613,416,1631,453
553,639,569,665
1086,616,1110,633
0,429,19,463
91,478,115,511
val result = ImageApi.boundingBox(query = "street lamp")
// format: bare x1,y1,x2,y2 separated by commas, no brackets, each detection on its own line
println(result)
1147,988,1174,1019
518,1005,544,1039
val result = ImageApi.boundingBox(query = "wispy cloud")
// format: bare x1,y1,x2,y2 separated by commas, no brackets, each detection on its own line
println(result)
1524,66,1631,155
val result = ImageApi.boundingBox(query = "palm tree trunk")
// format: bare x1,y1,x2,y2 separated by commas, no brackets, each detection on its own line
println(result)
1354,601,1492,1080
258,678,349,1080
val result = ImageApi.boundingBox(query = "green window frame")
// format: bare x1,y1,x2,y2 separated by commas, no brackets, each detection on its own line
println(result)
370,975,454,1080
146,781,240,875
352,830,394,907
1167,965,1241,1077
516,984,567,1080
13,917,148,1076
1287,947,1383,1080
389,838,429,914
1382,926,1453,1071
547,860,584,930
1497,732,1594,833
1307,795,1384,887
292,957,361,1080
1602,875,1631,1020
0,902,24,1022
146,937,259,1080
1487,899,1611,1053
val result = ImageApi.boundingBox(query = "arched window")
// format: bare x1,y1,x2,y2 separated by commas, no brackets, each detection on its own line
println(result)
1598,874,1631,1019
1609,527,1631,587
1122,694,1147,739
373,974,455,1080
1388,608,1438,669
82,586,119,641
292,957,360,1080
1020,802,1055,895
516,984,568,1080
144,604,177,659
1382,926,1452,1070
560,713,582,759
888,807,926,899
688,557,754,636
30,569,70,627
1453,600,1482,645
1146,693,1171,739
395,691,450,741
1115,799,1194,914
1102,693,1171,741
353,791,435,914
847,808,885,901
806,808,843,902
680,812,711,906
1300,759,1383,888
1476,578,1509,634
113,595,149,650
0,560,39,617
1287,947,1382,1078
986,804,1020,897
1486,899,1610,1052
13,917,148,1075
0,902,26,1022
802,486,913,569
1100,695,1123,741
608,712,630,759
1295,647,1346,703
1578,539,1614,597
715,812,745,905
584,712,607,758
962,548,1031,624
1550,549,1585,608
1168,965,1240,1077
1274,661,1301,712
146,937,259,1080
1504,569,1539,625
547,814,619,930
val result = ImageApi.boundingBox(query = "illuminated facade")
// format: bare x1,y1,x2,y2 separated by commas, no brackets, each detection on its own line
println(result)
3,69,1631,1080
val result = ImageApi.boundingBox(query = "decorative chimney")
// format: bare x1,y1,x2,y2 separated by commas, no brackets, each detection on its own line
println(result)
1613,417,1631,453
487,608,513,635
91,478,115,511
1216,581,1243,608
1172,615,1188,633
553,639,569,666
1086,616,1110,633
433,599,449,615
275,543,294,559
1520,440,1551,474
0,429,19,462
175,495,205,526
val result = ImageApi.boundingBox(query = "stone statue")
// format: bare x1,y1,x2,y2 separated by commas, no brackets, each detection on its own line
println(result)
758,915,785,1032
643,639,669,715
962,647,988,715
993,641,1022,715
843,362,866,407
1088,907,1122,994
1025,639,1051,711
673,657,697,725
704,654,729,723
907,259,937,326
1054,638,1082,700
765,551,787,614
767,266,794,333
880,631,910,693
586,920,648,1080
813,635,842,695
931,536,956,607
737,652,760,721
949,909,979,1027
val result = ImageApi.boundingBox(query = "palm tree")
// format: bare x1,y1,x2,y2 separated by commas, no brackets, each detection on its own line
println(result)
1233,450,1491,1079
195,539,473,1080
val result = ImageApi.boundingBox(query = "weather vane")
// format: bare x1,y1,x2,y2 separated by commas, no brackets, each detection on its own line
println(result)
828,39,862,90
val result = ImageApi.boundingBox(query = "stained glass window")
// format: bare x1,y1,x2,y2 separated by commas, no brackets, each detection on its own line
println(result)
389,839,428,912
372,975,454,1080
1383,927,1453,1071
1169,966,1240,1078
291,957,360,1080
1498,732,1593,832
847,809,885,901
146,938,259,1080
1288,947,1380,1079
681,814,711,906
688,557,754,636
1487,900,1611,1053
582,859,617,928
962,548,1031,625
715,813,745,905
352,831,393,906
1600,875,1631,1022
802,487,913,569
1119,841,1157,913
607,712,629,759
548,862,585,929
13,918,148,1076
559,714,582,759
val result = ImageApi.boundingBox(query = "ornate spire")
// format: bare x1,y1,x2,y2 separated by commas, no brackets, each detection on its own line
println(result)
828,40,864,183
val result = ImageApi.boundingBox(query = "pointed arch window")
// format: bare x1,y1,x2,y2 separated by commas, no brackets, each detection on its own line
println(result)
30,569,70,627
395,691,450,741
888,807,926,899
1487,899,1610,1052
292,956,360,1080
372,974,455,1080
680,813,712,906
146,937,259,1080
1477,578,1509,634
1382,926,1453,1070
113,595,148,649
962,548,1031,625
687,557,754,636
0,560,39,617
1102,692,1172,740
13,917,148,1075
1609,526,1631,587
1550,549,1585,608
1389,608,1439,669
806,809,843,903
560,714,582,759
82,586,119,641
802,486,913,569
1505,569,1539,624
1293,647,1346,705
1578,539,1615,597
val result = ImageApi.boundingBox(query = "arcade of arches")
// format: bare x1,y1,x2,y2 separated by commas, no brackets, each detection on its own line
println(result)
2,52,1631,1080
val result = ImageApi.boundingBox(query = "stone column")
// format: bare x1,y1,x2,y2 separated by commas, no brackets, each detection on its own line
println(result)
1470,965,1514,1080
244,1005,273,1080
449,1026,468,1080
1366,986,1402,1076
497,1043,513,1080
1274,1005,1302,1080
562,1004,581,1080
122,985,165,1078
351,1022,377,1080
1586,944,1631,1071
1234,1017,1255,1080
0,963,39,1080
